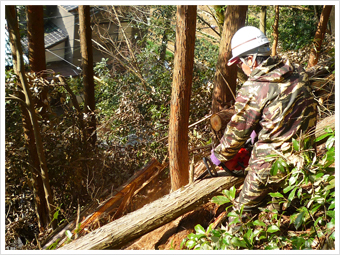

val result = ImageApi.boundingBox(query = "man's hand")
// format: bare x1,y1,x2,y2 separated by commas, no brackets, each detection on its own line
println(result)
210,149,221,166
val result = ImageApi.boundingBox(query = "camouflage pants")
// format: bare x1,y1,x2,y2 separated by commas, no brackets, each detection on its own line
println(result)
234,163,284,212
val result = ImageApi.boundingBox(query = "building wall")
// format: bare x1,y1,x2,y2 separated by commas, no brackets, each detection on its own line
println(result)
45,41,66,62
48,6,77,63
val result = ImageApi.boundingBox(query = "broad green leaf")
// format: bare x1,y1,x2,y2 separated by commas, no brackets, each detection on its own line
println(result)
187,233,196,239
243,235,252,248
186,240,196,249
294,211,305,230
194,224,206,235
231,237,247,248
326,210,335,219
65,230,73,239
288,187,297,202
53,210,59,221
297,187,302,198
325,178,335,190
251,229,263,240
229,186,236,199
206,223,213,235
292,138,300,151
289,174,298,186
314,133,331,142
310,204,321,216
270,160,279,176
326,136,335,150
253,220,266,227
227,211,238,218
283,185,294,194
269,192,284,198
326,221,335,230
267,225,280,233
328,200,335,210
211,195,230,205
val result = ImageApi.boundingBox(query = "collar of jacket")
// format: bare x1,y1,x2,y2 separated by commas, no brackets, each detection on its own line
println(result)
248,56,294,83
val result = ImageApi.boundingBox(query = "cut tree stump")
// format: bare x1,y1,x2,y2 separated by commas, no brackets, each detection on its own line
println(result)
210,108,235,132
59,175,244,250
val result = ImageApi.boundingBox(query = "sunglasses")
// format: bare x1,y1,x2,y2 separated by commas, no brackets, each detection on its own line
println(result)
237,57,250,68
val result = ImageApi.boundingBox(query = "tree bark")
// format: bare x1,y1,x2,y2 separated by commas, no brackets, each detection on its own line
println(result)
6,6,56,229
26,5,50,128
271,6,280,56
211,6,247,140
307,5,333,68
168,5,197,191
59,176,244,250
260,6,267,34
26,5,46,73
79,5,96,147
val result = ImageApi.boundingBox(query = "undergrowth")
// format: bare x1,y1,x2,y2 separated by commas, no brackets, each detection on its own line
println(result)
181,130,335,250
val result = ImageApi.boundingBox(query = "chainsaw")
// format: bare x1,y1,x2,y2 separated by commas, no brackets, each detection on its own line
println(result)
198,138,253,180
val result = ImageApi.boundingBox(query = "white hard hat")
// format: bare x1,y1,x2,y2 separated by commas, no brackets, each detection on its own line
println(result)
228,26,270,66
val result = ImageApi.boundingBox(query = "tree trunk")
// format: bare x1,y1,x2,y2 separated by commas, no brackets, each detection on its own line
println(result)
260,6,267,34
307,5,333,68
26,5,50,128
26,5,46,73
211,6,248,140
6,6,56,229
79,5,96,147
168,5,197,191
271,6,280,56
59,176,244,250
7,5,50,231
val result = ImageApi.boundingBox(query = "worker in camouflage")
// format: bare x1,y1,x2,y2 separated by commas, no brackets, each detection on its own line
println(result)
210,26,317,213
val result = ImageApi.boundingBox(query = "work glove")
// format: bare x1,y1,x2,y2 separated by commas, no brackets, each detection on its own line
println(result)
250,130,257,144
210,149,221,166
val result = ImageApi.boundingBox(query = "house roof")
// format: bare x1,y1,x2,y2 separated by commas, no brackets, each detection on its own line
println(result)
60,5,78,12
21,22,68,51
44,22,68,48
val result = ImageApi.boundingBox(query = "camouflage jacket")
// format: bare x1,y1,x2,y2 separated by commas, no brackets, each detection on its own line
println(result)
213,56,317,179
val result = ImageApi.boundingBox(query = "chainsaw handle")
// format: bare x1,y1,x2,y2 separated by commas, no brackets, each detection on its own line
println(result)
203,157,218,177
220,163,238,177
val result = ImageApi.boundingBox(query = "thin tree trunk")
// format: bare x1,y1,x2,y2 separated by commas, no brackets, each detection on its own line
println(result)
79,5,96,147
271,6,280,56
6,5,56,230
307,5,332,68
211,6,248,140
169,5,197,191
260,6,267,34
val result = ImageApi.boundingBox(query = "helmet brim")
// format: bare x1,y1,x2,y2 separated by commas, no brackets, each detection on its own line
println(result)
227,56,240,66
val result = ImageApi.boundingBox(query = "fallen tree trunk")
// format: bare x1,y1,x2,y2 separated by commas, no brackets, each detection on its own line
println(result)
314,114,335,138
43,158,165,249
59,175,243,250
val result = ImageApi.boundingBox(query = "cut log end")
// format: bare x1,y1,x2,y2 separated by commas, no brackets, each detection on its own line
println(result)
210,108,235,132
